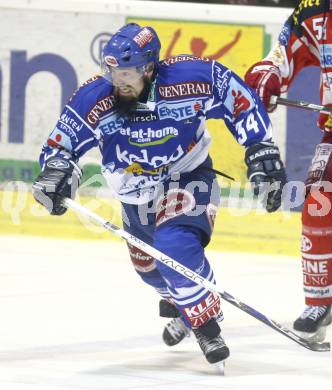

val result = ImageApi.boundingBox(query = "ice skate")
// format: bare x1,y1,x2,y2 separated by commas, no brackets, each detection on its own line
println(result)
293,305,332,342
162,317,191,346
193,319,230,365
160,299,191,346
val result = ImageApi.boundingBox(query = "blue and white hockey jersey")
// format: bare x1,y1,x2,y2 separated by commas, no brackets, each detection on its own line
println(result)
40,55,273,204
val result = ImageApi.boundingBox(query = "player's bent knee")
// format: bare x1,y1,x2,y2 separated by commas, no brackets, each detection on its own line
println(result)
153,224,205,282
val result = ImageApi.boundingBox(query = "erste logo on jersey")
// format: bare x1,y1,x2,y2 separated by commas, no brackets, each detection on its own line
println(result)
158,82,212,99
158,99,203,121
99,113,124,135
100,111,159,136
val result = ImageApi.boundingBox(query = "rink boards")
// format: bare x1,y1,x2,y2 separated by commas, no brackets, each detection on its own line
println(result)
0,190,301,256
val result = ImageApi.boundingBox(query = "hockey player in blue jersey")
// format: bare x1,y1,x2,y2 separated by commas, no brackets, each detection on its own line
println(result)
32,23,287,365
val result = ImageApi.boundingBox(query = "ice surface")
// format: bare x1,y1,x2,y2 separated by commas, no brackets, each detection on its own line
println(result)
0,235,330,390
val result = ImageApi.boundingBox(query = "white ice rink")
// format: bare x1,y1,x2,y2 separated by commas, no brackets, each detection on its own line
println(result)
0,235,331,390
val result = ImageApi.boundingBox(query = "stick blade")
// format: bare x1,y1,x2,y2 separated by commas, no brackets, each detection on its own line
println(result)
304,341,330,352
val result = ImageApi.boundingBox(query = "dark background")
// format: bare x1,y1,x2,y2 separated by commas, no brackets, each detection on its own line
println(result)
150,1,296,7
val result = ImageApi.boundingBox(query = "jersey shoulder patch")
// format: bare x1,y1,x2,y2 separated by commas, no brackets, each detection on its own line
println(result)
67,75,115,129
69,75,111,102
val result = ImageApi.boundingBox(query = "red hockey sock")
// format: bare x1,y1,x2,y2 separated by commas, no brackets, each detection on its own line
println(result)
301,191,332,305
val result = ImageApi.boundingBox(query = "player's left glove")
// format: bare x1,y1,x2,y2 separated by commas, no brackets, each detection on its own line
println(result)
32,156,82,215
245,142,287,212
244,60,281,113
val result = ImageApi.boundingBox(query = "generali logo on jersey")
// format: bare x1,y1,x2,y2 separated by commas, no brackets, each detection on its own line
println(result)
86,95,114,126
158,82,212,99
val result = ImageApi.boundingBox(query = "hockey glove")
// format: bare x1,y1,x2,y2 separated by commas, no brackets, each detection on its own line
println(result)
245,142,287,212
244,60,281,113
32,156,82,215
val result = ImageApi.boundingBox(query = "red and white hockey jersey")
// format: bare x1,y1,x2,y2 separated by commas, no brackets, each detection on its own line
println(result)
267,0,332,131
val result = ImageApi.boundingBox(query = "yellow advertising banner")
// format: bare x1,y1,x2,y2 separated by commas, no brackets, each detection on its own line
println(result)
128,18,267,184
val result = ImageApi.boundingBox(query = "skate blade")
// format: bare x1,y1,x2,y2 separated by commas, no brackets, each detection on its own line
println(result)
298,326,327,343
213,360,225,375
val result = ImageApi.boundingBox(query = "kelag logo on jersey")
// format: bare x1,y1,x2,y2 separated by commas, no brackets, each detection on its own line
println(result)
157,99,203,121
116,144,185,169
320,45,332,66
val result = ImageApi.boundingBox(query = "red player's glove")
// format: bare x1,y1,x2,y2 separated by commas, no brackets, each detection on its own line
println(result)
318,112,332,132
244,60,281,113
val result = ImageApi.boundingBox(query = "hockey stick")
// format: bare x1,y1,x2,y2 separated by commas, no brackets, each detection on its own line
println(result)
63,198,330,352
271,95,332,114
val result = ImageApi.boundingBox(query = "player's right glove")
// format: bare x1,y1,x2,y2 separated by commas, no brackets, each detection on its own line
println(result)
32,156,82,215
244,60,281,113
245,142,287,212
